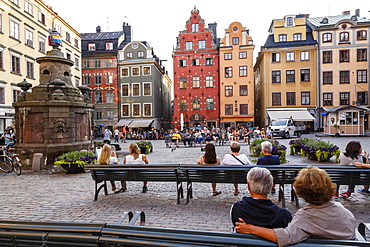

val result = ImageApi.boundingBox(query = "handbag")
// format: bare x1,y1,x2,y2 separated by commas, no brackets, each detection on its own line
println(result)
231,154,246,165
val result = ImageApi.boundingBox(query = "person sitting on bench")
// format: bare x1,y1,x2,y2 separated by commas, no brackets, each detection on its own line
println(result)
235,166,356,246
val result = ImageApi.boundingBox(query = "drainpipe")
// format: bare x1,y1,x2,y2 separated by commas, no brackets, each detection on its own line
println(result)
316,31,322,132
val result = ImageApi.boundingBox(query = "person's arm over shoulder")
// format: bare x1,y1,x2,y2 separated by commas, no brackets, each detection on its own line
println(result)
123,156,127,164
142,154,149,164
216,157,221,165
196,156,202,164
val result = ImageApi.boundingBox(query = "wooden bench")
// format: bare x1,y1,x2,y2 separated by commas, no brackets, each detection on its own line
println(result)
0,219,369,246
85,164,184,204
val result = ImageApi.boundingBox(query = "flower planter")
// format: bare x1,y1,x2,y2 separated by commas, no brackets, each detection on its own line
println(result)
271,152,281,157
60,163,85,174
307,152,318,161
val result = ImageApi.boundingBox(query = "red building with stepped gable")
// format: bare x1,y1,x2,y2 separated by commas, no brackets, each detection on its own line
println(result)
172,7,220,129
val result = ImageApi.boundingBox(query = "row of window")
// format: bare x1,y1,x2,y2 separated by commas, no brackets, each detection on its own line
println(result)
95,110,114,120
83,60,114,68
3,5,79,48
224,66,248,78
83,75,113,85
91,91,115,104
0,88,21,104
121,83,151,97
224,85,248,97
224,104,249,115
88,42,114,51
125,51,145,59
179,58,213,67
323,92,368,106
272,51,310,62
272,69,310,83
271,92,312,106
121,67,151,77
322,30,367,43
323,70,368,84
178,98,215,111
178,76,214,88
121,103,152,117
323,49,367,63
223,52,247,60
0,51,35,78
278,33,303,42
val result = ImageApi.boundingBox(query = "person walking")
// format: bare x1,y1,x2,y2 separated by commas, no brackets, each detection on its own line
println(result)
103,127,112,144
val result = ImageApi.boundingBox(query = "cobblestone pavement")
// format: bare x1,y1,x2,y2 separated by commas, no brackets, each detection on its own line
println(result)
1,134,370,233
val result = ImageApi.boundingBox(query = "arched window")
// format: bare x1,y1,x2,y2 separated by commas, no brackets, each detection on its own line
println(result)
43,69,50,75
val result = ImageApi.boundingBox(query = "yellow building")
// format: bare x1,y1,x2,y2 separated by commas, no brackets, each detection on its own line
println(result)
308,10,370,134
219,22,254,129
0,0,81,131
255,14,317,130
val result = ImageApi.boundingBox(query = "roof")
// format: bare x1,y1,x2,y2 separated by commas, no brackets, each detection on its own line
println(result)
323,106,370,112
263,31,317,49
308,14,370,28
81,31,125,41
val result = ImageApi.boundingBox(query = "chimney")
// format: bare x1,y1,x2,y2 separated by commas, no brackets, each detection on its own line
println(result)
96,25,101,33
355,9,360,17
123,22,132,42
342,11,350,15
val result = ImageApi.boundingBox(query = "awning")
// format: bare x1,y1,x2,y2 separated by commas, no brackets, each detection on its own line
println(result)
267,109,315,121
129,119,154,128
115,119,133,127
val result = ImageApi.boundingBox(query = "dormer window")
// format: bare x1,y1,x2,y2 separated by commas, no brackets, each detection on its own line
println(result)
340,32,349,42
279,34,287,42
88,43,95,51
105,42,113,50
285,16,294,26
351,15,357,21
293,33,302,41
321,18,328,24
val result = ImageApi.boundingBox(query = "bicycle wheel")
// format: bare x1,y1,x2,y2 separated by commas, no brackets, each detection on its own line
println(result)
12,156,21,176
0,156,13,173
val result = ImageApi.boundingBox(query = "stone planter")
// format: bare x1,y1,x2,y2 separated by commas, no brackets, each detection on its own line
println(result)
60,163,85,174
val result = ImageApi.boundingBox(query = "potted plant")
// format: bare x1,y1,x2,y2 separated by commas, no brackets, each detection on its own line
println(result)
135,141,153,154
333,124,340,137
300,139,340,162
289,137,311,155
54,150,97,174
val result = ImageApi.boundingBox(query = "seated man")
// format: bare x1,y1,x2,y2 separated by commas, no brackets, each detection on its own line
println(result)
256,141,280,165
231,167,292,229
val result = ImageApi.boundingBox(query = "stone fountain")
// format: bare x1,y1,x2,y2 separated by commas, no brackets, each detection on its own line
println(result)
13,30,94,169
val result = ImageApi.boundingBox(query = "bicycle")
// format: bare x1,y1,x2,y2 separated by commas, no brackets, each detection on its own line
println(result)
0,146,21,175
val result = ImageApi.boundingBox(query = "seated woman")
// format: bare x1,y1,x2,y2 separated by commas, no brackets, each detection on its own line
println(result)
337,141,370,198
231,167,292,229
196,143,221,196
235,166,356,246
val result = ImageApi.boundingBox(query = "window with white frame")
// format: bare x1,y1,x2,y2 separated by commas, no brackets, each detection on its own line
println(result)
25,28,33,46
224,53,232,60
138,51,144,58
106,59,113,67
132,67,140,76
293,33,301,41
143,82,151,96
132,83,140,96
179,59,186,67
75,56,79,69
239,66,247,77
340,32,349,42
0,51,3,70
94,92,102,104
143,103,152,116
279,34,287,42
88,44,96,51
192,98,201,110
121,104,129,117
185,41,192,50
192,76,200,88
26,60,34,78
10,19,20,40
192,23,198,32
126,52,133,58
205,76,213,87
11,0,19,5
179,99,187,111
192,58,200,66
225,86,233,97
106,75,113,84
143,66,151,75
0,12,2,33
198,40,206,49
121,84,129,97
95,76,102,85
25,1,33,15
83,76,90,85
286,17,294,26
66,52,71,60
239,52,247,59
83,60,90,68
132,104,140,116
286,52,295,62
39,35,46,53
74,39,79,48
38,10,45,24
240,85,248,96
323,33,332,43
225,67,233,77
106,42,113,50
65,32,70,42
106,91,114,103
272,52,280,62
300,51,309,61
13,89,21,103
205,58,213,65
54,24,61,34
121,68,129,77
206,98,214,110
232,37,239,45
0,87,4,104
106,110,113,120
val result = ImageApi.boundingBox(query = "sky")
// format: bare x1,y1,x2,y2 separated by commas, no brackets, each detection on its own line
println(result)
46,0,370,81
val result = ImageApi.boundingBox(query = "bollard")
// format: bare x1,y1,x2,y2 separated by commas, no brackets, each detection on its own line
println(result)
32,153,43,171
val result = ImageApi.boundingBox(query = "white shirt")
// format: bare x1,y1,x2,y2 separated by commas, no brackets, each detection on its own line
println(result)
125,154,145,164
222,153,250,165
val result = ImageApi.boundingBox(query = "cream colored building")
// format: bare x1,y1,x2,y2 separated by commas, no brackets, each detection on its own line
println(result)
254,14,317,130
0,0,81,131
219,22,254,128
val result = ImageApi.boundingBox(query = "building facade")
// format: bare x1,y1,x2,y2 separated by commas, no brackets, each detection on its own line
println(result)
172,7,220,129
81,24,131,133
219,21,255,128
254,14,318,130
118,41,172,131
308,10,370,133
0,0,81,132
